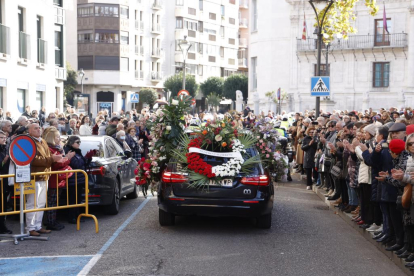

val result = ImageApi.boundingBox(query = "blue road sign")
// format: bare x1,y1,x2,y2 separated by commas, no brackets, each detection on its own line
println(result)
311,76,330,97
9,135,37,166
130,93,139,103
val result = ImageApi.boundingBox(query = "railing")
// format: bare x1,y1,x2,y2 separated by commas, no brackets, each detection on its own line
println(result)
0,24,10,55
297,33,408,51
239,38,247,48
38,39,47,64
135,45,142,55
238,58,247,67
239,18,248,28
151,71,163,81
152,48,162,57
135,70,144,79
55,67,66,80
135,20,144,31
152,0,162,9
152,24,161,33
239,0,249,8
19,32,30,60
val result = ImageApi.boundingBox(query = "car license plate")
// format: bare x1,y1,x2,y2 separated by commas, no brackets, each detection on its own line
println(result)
209,179,233,187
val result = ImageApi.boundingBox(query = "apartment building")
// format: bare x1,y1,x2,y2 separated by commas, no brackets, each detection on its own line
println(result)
0,0,68,118
67,0,166,115
164,0,240,97
249,0,414,113
237,0,248,76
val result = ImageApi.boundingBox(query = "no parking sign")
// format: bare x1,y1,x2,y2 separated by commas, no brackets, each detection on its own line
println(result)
9,135,37,184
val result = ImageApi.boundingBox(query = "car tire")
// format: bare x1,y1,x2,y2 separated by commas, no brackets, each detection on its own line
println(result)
126,183,138,199
159,208,175,226
256,213,272,229
105,180,120,215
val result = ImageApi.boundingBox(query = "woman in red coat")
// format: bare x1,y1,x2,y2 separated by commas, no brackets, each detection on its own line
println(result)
42,127,75,230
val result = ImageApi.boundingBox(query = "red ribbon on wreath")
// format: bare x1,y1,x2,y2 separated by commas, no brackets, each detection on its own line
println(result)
186,137,216,178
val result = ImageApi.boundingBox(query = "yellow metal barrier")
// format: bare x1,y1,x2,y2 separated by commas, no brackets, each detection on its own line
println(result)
0,169,99,244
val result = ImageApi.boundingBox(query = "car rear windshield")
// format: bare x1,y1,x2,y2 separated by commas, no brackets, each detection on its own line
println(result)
79,141,104,157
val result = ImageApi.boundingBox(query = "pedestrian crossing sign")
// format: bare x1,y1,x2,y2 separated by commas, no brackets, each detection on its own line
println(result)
130,93,139,103
311,76,330,97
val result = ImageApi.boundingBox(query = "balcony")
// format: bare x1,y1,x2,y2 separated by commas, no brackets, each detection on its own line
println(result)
239,38,247,48
19,32,31,61
297,33,408,51
150,71,163,82
0,24,10,56
37,39,47,65
135,70,144,80
239,18,248,28
152,24,161,34
152,0,162,10
55,67,66,80
135,45,144,56
239,0,249,9
135,20,144,31
54,6,65,25
151,48,162,58
238,58,247,68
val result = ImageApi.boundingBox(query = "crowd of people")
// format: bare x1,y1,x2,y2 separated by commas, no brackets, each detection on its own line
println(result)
290,107,414,269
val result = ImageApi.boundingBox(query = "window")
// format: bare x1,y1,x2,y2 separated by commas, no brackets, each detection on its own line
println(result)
209,34,216,41
209,13,216,20
373,62,390,88
176,17,183,29
94,4,119,17
221,5,225,17
95,30,119,43
209,56,216,62
229,38,235,45
105,139,118,158
36,91,43,111
314,64,330,76
78,31,93,43
54,0,63,7
199,0,203,11
188,30,196,38
55,25,63,67
0,88,3,108
120,57,129,71
229,18,235,25
78,56,93,70
120,6,128,18
17,89,26,114
176,0,184,6
220,26,225,37
220,46,224,57
251,57,257,89
199,43,203,54
188,8,196,16
375,18,391,46
95,56,120,70
120,31,129,44
252,0,258,31
198,21,203,32
198,65,203,76
78,4,94,17
229,0,235,4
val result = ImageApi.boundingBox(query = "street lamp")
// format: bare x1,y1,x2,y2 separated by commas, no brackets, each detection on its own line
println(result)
309,0,334,117
178,36,192,90
79,68,85,94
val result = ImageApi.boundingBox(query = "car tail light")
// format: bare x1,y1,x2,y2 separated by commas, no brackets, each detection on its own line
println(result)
241,175,269,186
162,171,188,183
89,166,106,176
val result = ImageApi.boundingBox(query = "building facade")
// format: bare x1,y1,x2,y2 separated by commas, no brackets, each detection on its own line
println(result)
0,0,68,119
249,0,414,114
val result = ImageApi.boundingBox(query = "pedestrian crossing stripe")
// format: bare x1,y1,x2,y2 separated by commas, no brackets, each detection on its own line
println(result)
312,78,329,92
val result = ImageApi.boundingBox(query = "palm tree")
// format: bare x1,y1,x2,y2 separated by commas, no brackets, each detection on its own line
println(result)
206,92,221,112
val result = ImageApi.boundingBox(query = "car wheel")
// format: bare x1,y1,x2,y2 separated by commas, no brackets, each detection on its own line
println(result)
159,208,175,226
256,213,272,229
126,183,138,199
105,180,120,215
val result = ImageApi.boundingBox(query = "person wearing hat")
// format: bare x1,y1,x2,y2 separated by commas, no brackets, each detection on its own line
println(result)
105,116,120,136
389,123,407,141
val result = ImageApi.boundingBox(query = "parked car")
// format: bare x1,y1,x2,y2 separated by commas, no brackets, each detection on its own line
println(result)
158,147,274,228
63,135,138,215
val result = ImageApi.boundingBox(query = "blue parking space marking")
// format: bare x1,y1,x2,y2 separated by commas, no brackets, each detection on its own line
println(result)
0,255,93,276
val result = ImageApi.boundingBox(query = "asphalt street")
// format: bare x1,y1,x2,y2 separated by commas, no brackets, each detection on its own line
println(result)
0,180,407,276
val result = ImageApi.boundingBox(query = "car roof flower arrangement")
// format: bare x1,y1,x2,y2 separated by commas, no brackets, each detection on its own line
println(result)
135,96,192,187
172,119,260,188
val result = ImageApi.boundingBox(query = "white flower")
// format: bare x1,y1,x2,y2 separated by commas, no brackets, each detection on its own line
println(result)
215,135,223,142
166,126,171,131
172,99,179,105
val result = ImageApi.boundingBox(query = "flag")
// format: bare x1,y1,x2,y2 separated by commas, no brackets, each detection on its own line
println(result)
383,4,389,33
277,88,281,100
302,13,307,40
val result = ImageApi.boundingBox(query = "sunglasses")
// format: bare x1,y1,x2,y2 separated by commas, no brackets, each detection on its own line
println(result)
407,142,414,147
74,141,81,144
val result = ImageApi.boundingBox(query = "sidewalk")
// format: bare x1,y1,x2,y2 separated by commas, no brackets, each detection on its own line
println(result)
308,180,412,275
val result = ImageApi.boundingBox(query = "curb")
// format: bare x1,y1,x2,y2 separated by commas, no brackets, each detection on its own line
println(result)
312,185,412,275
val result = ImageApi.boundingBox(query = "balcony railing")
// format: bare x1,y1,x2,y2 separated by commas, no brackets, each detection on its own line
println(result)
239,38,247,48
55,67,66,80
152,0,162,9
150,71,163,81
238,58,247,67
297,33,408,51
135,20,144,31
152,24,161,33
239,0,249,9
239,18,248,28
38,39,47,64
151,48,162,57
19,32,30,60
135,70,144,80
0,24,10,55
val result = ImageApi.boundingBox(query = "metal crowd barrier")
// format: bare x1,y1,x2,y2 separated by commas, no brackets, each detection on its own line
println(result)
0,169,99,245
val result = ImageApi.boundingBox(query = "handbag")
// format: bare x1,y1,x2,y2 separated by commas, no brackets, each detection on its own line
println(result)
58,165,74,188
402,184,412,210
330,164,342,179
323,156,332,168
